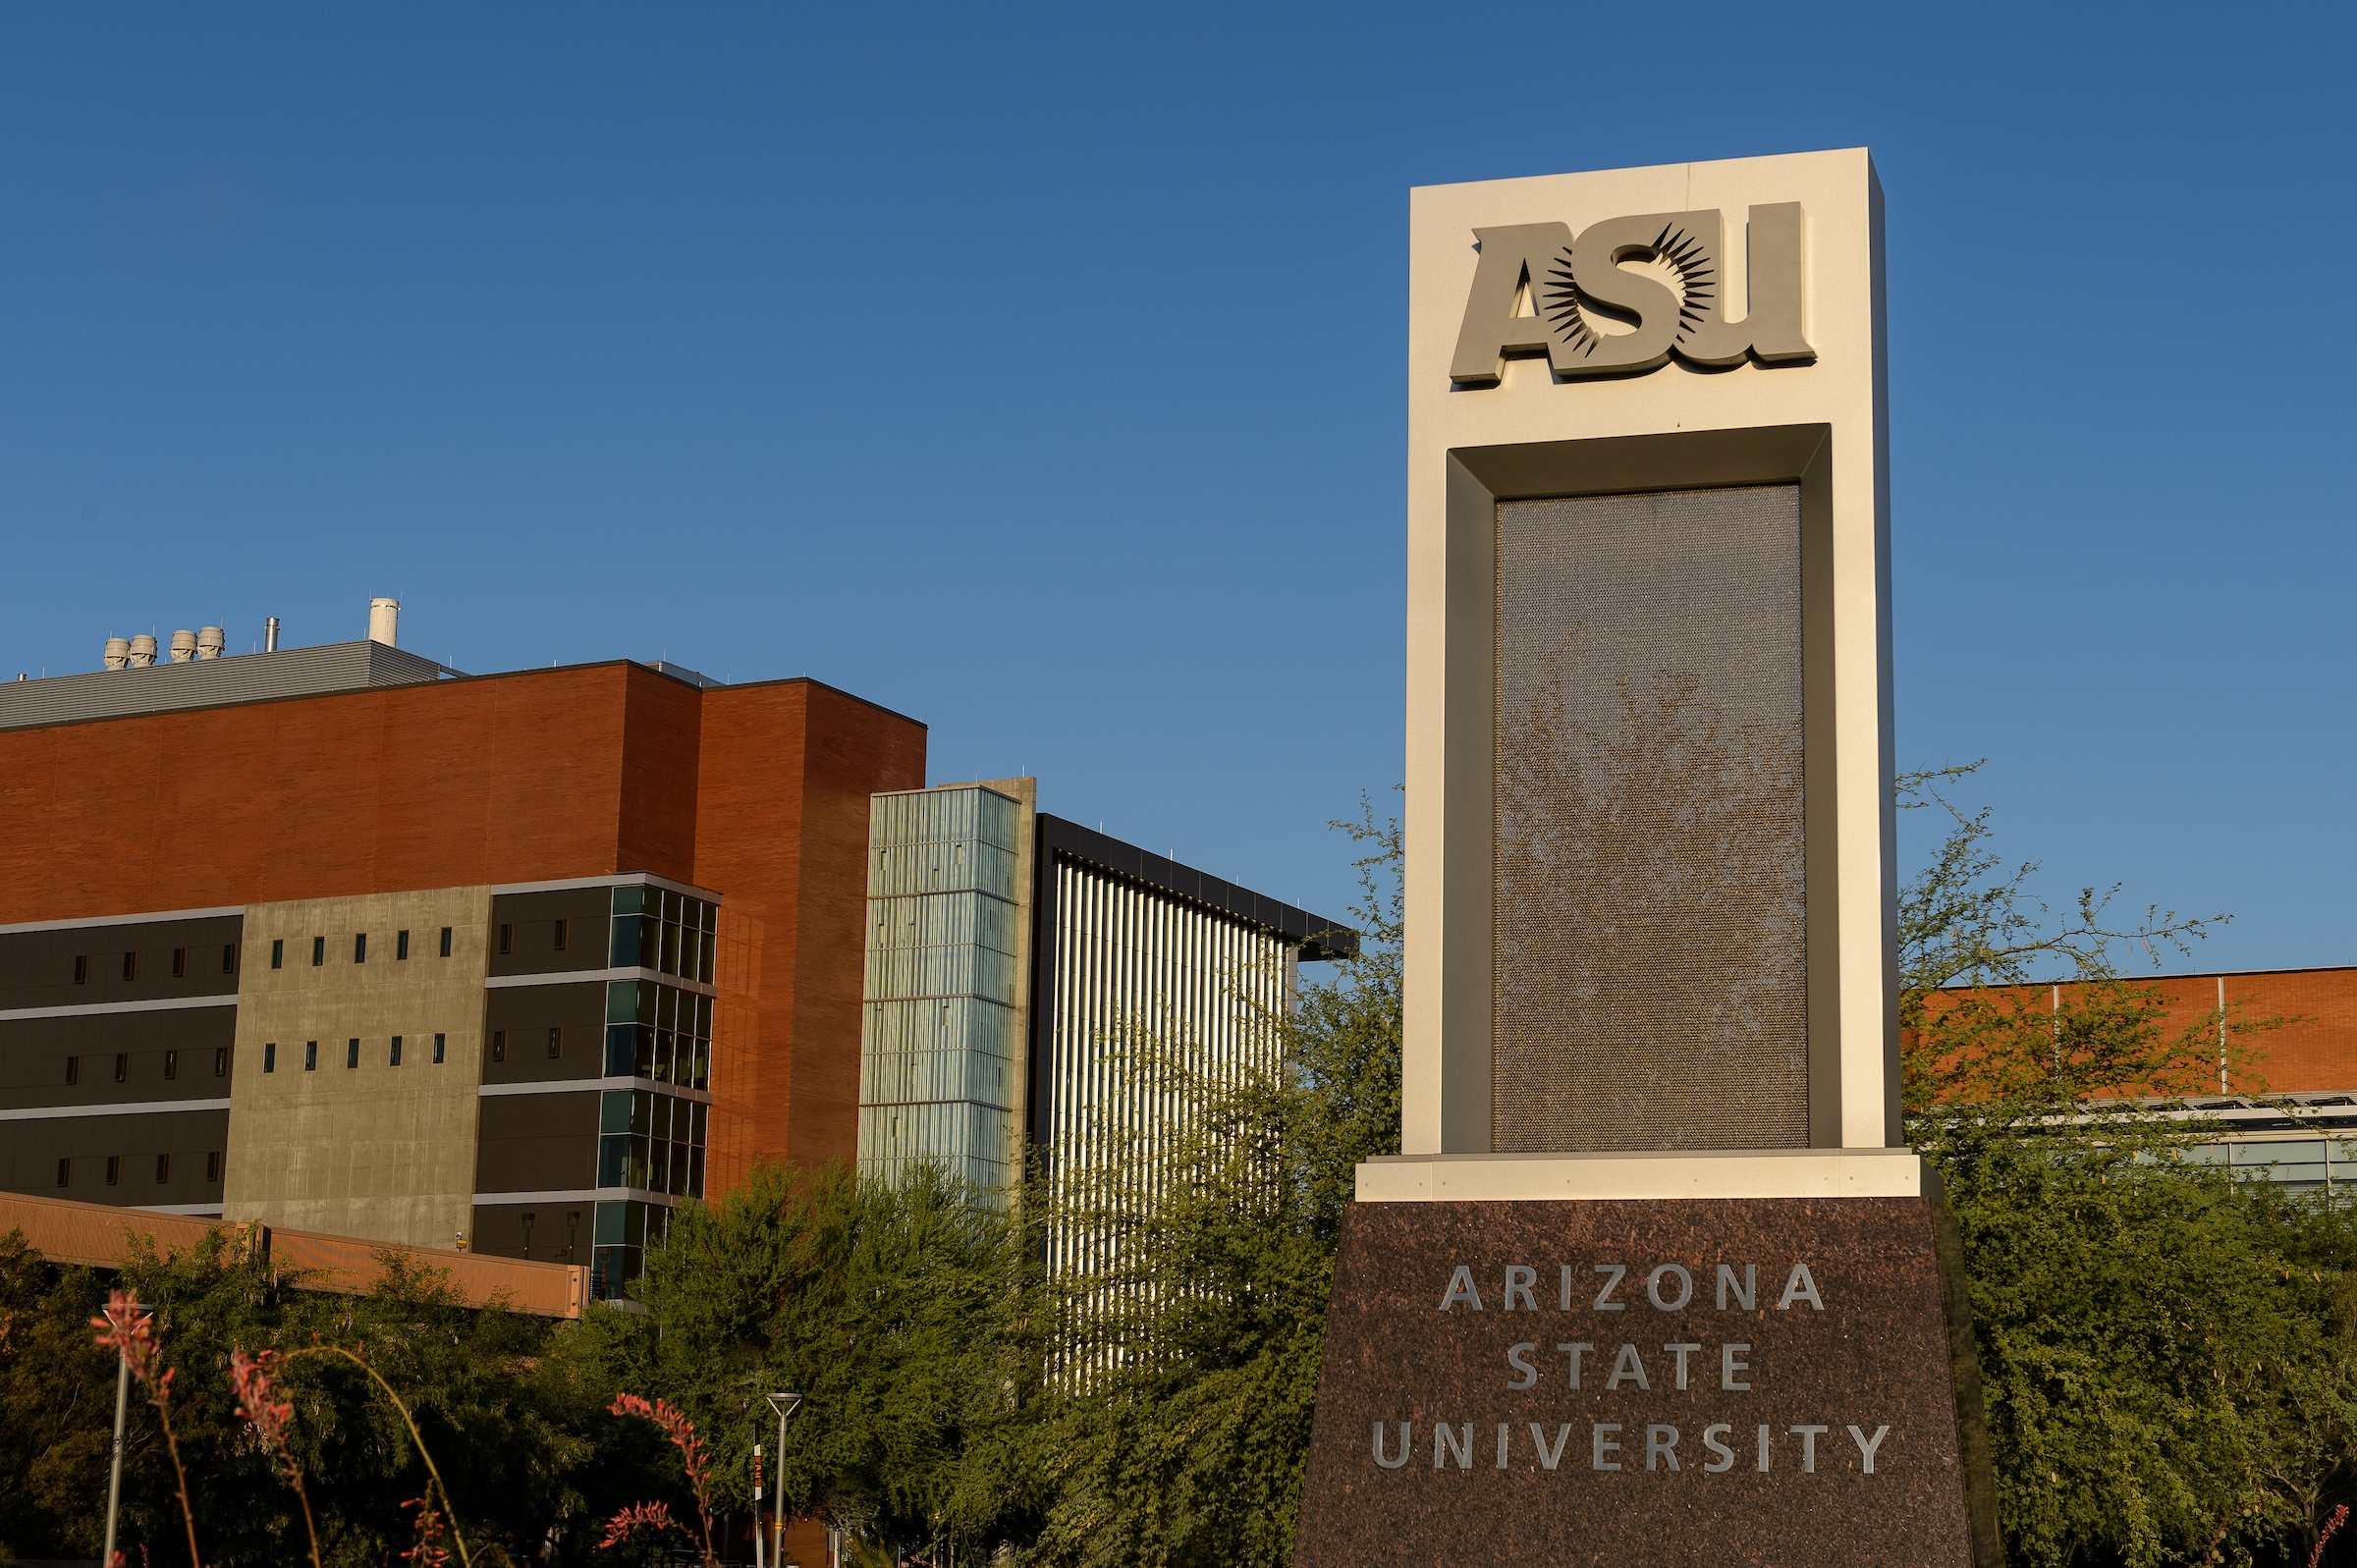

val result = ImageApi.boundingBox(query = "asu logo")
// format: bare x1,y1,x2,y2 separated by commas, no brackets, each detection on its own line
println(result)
1449,204,1815,386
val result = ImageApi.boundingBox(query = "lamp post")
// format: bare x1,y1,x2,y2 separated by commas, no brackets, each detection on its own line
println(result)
766,1391,804,1567
102,1300,146,1568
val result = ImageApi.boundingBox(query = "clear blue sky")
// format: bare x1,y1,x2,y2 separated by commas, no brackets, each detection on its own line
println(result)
2,5,2348,973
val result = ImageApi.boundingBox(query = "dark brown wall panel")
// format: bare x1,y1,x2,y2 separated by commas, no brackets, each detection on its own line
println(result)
5,1108,231,1206
469,1199,593,1263
474,1091,600,1194
0,915,246,1010
488,889,617,977
484,983,609,1086
0,1009,238,1110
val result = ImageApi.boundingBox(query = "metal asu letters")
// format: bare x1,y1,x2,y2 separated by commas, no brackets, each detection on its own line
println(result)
1448,205,1815,386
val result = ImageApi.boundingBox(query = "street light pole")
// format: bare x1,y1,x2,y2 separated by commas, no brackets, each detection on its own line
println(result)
766,1392,804,1568
102,1300,144,1568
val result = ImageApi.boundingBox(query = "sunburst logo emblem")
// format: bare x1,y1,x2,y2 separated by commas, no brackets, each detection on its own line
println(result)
1538,220,1718,361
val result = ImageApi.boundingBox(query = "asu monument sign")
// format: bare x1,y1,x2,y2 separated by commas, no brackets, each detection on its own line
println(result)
1293,150,2002,1567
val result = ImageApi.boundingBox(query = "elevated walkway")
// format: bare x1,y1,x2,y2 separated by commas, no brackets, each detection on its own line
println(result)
0,1190,586,1318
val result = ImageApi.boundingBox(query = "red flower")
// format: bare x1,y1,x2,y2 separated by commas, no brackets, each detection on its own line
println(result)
600,1500,682,1549
90,1290,170,1403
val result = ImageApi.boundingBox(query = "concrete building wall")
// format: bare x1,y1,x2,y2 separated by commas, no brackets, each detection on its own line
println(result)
223,886,492,1248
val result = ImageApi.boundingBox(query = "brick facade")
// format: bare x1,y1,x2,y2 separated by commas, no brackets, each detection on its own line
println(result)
0,662,925,1185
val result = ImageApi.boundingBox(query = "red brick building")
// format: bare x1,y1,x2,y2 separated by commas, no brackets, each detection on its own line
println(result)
0,634,923,1294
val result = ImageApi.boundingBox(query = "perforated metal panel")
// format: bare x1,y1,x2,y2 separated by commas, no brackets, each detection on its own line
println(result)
1493,485,1807,1152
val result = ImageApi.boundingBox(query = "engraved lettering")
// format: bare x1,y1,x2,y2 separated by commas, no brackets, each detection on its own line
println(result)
1557,1341,1594,1388
1777,1263,1824,1311
1436,1422,1472,1469
1592,1422,1622,1471
1497,1422,1512,1468
1646,1424,1680,1472
1441,1266,1484,1311
1722,1342,1753,1391
1849,1423,1891,1474
1529,1421,1574,1471
1607,1343,1649,1390
1592,1263,1627,1310
1647,1264,1693,1310
1717,1263,1756,1311
1560,1262,1574,1311
1374,1422,1411,1469
1504,1264,1537,1311
1665,1343,1700,1390
1702,1423,1735,1473
1506,1342,1539,1390
1756,1424,1771,1472
1790,1424,1829,1473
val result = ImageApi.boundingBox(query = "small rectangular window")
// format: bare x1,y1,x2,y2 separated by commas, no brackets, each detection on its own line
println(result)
554,918,569,951
547,1026,563,1058
433,1033,447,1063
205,1151,221,1182
105,1156,120,1186
439,927,453,957
271,939,284,969
311,936,325,967
214,1046,228,1077
74,953,88,985
155,1153,170,1183
114,1053,128,1083
122,951,137,982
264,1042,277,1073
223,943,240,974
491,1030,507,1063
347,1038,360,1069
171,947,187,978
391,1035,404,1066
57,1158,71,1188
397,930,411,960
164,1050,178,1080
354,933,367,963
65,1054,80,1086
499,923,513,955
304,1041,317,1071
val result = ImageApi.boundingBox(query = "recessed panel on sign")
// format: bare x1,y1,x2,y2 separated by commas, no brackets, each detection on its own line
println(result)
1493,485,1806,1152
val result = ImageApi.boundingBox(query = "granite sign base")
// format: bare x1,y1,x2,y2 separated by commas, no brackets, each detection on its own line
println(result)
1294,1195,2001,1568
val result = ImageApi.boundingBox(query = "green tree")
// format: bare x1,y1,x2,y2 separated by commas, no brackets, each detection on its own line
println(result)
1899,764,2357,1567
561,1158,1039,1561
1020,798,1401,1568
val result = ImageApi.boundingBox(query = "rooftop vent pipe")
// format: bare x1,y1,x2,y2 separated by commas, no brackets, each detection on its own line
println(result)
265,618,280,652
195,626,224,660
102,637,130,671
368,597,399,647
128,634,157,668
168,629,197,664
